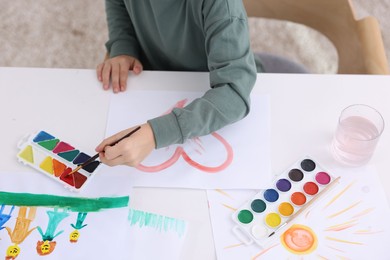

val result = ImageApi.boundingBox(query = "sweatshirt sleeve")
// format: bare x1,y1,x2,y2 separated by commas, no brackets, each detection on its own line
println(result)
105,0,140,58
148,1,257,148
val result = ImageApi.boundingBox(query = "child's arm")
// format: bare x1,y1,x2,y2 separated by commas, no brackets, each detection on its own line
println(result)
148,3,257,149
97,0,143,93
96,1,256,167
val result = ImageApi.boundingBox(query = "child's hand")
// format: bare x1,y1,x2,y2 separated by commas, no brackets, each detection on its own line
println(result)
96,55,143,93
95,123,155,167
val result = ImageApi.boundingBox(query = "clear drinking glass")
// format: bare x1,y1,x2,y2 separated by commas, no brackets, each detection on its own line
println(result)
331,104,384,167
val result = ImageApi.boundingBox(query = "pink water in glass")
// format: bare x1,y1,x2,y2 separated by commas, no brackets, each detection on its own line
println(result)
332,115,381,166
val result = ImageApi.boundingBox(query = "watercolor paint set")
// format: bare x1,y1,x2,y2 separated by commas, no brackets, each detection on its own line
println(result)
17,130,101,191
232,157,339,248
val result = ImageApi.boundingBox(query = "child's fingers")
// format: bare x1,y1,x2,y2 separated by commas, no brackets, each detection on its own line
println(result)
96,63,103,82
111,63,120,93
102,63,112,90
95,129,129,152
120,65,129,91
133,59,143,75
95,135,116,152
99,152,127,167
102,144,123,161
99,141,131,166
95,140,108,153
100,142,141,167
96,124,154,167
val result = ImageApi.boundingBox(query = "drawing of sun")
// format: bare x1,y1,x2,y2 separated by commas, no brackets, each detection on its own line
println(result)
280,224,317,254
211,177,387,259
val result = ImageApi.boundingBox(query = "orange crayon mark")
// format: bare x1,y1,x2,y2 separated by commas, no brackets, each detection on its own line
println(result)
324,181,356,209
325,220,358,231
252,243,279,259
223,243,244,249
215,189,233,199
222,203,237,212
327,201,362,219
325,236,363,245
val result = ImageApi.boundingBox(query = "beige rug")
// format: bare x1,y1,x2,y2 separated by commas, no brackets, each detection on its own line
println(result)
1,0,389,74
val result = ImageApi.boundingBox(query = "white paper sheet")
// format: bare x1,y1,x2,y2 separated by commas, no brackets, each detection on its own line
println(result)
106,90,271,189
0,172,187,260
0,205,130,259
207,166,390,259
127,208,187,260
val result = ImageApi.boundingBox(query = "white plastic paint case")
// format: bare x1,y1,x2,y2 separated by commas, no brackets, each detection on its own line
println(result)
232,156,339,248
17,130,101,192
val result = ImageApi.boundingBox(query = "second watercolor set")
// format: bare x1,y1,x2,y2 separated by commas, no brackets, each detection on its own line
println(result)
232,157,340,248
17,130,101,191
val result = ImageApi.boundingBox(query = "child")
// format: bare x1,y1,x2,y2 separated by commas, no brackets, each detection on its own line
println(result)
96,0,257,167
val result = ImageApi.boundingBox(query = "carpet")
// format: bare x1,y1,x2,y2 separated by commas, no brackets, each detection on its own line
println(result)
1,0,388,74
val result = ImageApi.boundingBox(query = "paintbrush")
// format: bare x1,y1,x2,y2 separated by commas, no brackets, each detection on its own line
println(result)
268,176,341,238
67,126,141,176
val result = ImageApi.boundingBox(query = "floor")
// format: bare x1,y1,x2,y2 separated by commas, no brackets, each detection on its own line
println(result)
1,0,389,74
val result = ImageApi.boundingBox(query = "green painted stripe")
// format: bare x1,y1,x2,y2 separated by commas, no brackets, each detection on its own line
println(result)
0,191,129,212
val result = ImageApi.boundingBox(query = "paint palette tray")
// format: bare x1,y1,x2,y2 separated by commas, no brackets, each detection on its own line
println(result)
232,157,339,248
17,130,101,191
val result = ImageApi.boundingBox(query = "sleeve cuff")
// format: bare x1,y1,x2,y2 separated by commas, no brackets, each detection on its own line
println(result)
147,113,183,149
107,39,139,59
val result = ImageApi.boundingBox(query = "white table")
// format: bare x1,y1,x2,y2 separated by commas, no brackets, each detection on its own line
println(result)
1,68,389,259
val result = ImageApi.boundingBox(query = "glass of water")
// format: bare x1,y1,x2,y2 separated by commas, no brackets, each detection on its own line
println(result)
331,104,385,167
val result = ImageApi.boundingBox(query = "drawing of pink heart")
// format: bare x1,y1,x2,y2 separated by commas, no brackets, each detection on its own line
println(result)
137,99,234,173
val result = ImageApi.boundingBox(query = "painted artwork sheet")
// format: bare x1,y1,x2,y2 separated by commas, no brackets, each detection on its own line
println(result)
207,166,390,259
106,90,271,189
0,172,187,260
127,208,187,259
0,191,130,259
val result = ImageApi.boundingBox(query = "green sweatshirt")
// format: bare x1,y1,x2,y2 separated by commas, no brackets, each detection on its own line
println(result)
105,0,257,148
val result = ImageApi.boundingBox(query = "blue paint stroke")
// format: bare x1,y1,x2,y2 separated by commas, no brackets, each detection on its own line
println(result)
0,205,15,230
